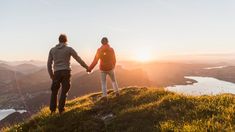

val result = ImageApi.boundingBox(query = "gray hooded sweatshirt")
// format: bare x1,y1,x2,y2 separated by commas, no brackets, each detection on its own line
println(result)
47,43,88,78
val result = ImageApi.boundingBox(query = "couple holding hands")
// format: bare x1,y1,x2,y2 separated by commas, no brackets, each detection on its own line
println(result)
47,34,119,114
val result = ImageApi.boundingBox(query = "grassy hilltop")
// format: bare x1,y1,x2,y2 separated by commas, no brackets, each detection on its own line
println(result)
4,87,235,132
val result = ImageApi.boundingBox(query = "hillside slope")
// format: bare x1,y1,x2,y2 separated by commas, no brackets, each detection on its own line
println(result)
5,87,235,132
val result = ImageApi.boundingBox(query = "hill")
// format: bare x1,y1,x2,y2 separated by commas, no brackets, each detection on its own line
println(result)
193,66,235,83
0,66,150,113
4,87,235,131
14,63,40,75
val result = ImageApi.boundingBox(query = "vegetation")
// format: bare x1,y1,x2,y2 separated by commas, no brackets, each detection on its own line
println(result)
4,87,235,132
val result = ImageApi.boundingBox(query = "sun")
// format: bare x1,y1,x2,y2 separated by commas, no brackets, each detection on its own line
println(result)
136,52,151,62
133,47,153,62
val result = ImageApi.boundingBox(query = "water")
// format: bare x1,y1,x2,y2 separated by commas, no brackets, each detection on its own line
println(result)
203,65,227,70
0,109,26,121
166,76,235,95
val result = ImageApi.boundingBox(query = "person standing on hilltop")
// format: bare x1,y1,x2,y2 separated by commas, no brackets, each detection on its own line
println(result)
47,34,88,114
87,37,119,99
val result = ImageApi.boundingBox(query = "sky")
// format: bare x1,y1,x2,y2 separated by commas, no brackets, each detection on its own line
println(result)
1,0,235,62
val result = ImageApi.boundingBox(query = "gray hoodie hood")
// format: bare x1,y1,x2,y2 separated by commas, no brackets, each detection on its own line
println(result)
56,43,66,49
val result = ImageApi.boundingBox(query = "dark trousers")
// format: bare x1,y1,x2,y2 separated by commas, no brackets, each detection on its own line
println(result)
50,70,71,112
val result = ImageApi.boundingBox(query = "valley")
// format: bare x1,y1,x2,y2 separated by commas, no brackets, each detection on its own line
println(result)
1,60,235,127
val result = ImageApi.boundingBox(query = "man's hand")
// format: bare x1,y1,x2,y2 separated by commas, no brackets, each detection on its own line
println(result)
87,69,91,73
50,74,54,80
86,67,91,73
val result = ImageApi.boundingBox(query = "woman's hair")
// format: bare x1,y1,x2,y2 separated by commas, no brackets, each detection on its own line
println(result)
59,34,67,43
101,37,108,45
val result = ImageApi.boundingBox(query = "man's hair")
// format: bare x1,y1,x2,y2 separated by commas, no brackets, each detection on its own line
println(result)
59,34,67,43
101,37,108,45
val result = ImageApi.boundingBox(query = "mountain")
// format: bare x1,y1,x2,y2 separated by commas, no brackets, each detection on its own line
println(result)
120,62,211,86
0,63,41,86
0,66,47,109
2,61,235,129
14,63,41,75
0,63,41,74
4,87,235,131
3,61,235,110
16,68,50,89
0,66,24,89
2,61,235,111
160,53,235,65
192,66,235,83
1,60,45,67
69,66,151,97
70,64,85,74
0,63,15,70
0,112,30,128
0,66,150,111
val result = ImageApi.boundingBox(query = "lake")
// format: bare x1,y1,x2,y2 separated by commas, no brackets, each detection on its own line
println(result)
167,76,235,95
0,109,26,121
203,65,228,70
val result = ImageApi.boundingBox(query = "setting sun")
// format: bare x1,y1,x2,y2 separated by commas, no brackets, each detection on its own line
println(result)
133,47,153,62
136,52,151,62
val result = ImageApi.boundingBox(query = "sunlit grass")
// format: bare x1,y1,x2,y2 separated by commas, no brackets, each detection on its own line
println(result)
3,87,235,132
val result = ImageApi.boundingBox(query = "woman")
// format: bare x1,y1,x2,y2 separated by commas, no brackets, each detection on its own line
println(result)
88,37,119,98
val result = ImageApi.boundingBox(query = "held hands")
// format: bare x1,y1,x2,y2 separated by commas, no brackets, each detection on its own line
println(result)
86,67,92,74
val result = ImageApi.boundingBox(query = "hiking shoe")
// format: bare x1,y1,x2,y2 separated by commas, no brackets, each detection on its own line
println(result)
59,109,65,115
59,110,64,115
50,111,56,115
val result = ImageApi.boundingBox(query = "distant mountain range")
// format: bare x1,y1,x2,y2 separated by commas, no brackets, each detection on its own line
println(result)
2,60,235,110
1,60,235,128
160,53,235,65
0,63,151,111
0,60,45,67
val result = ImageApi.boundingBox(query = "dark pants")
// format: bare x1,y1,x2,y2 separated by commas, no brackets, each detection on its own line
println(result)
50,70,71,112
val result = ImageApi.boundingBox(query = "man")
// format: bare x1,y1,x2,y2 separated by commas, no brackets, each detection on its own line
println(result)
87,37,119,99
47,34,88,114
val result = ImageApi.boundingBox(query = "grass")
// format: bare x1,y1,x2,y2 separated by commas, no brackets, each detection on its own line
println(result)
3,87,235,132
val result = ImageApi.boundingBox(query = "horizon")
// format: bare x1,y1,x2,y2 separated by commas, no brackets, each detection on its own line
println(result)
1,0,235,61
1,52,235,67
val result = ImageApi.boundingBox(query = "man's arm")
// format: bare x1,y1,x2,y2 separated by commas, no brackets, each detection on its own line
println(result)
88,49,100,71
70,48,88,69
47,49,54,79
